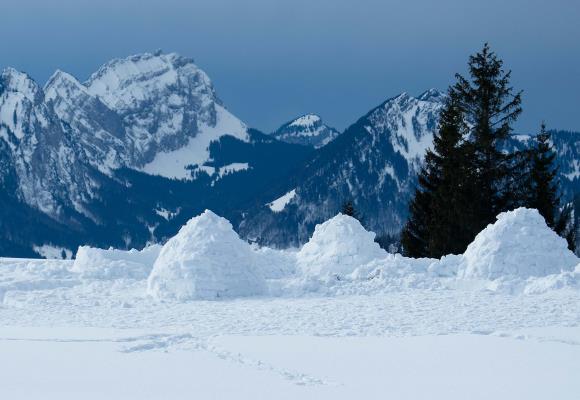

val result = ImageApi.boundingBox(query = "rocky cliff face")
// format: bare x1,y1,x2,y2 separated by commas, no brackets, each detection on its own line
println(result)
43,52,249,178
0,68,101,217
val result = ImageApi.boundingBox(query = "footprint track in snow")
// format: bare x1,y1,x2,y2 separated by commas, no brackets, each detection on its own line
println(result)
120,333,337,386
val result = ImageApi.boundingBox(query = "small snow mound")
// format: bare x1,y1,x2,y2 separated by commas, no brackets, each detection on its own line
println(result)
72,245,161,280
147,210,265,301
297,214,387,281
458,208,578,280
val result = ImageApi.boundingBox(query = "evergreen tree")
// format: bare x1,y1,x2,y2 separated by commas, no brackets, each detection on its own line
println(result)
341,200,357,218
574,194,580,254
402,44,525,257
401,166,435,257
504,147,534,209
375,233,400,254
426,90,476,257
529,123,558,227
555,202,577,252
453,43,523,232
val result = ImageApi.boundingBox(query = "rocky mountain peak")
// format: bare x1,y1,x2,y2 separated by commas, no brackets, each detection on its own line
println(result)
85,51,219,114
1,68,41,102
44,70,89,99
365,91,444,167
289,114,322,127
272,113,340,148
418,88,445,102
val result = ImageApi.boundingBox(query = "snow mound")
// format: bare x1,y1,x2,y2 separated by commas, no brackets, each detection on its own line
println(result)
297,214,387,281
457,208,578,280
72,245,161,280
147,210,265,301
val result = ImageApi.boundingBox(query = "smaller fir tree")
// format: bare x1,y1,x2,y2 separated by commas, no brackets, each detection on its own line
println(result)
401,157,438,258
529,122,558,227
555,202,577,252
341,200,357,218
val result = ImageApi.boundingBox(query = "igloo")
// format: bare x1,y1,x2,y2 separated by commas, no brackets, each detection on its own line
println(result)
297,213,387,280
147,210,265,300
457,208,578,280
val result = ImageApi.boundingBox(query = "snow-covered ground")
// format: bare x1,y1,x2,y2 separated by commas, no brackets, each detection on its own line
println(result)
1,208,579,399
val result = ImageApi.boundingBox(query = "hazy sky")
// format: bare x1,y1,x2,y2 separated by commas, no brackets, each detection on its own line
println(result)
2,0,579,133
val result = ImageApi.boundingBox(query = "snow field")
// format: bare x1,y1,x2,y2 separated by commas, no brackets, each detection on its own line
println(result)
2,328,580,400
1,207,579,400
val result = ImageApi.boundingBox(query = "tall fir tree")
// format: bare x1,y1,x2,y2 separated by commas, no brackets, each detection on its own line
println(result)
453,43,523,233
402,44,526,257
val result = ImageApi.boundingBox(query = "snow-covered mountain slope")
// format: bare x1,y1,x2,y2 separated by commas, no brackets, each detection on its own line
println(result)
141,103,247,179
239,90,445,247
44,70,127,173
271,114,340,148
238,90,579,248
86,52,249,177
366,89,444,172
43,51,249,178
0,68,100,216
0,52,311,256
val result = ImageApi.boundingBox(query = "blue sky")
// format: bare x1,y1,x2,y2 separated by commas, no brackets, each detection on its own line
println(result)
2,0,579,133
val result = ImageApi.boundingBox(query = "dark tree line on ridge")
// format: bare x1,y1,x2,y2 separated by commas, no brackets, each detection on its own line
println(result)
400,44,577,258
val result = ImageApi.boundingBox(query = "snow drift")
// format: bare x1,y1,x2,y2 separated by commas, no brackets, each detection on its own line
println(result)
456,208,578,280
147,210,265,301
72,245,161,280
296,214,387,282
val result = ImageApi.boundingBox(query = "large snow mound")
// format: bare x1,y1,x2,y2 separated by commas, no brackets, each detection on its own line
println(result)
147,210,265,301
72,245,161,280
457,208,578,280
297,214,387,281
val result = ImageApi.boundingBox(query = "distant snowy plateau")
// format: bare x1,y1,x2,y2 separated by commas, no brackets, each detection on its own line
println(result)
1,208,580,399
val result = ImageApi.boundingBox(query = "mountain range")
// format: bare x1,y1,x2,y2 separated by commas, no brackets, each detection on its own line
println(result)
0,51,578,257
